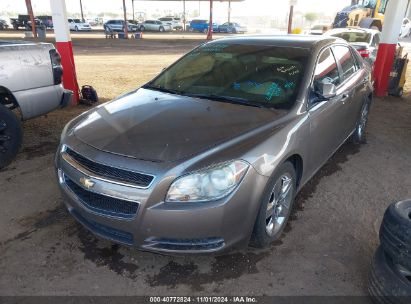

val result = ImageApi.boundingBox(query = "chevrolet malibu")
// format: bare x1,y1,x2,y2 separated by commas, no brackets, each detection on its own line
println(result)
56,36,373,254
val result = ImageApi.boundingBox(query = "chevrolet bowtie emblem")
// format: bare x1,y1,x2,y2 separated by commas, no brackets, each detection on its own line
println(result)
79,177,95,189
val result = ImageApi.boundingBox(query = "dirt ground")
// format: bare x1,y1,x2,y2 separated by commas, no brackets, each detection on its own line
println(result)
0,35,411,297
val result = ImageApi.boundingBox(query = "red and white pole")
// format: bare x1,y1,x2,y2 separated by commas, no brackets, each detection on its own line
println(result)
373,0,408,97
50,0,80,103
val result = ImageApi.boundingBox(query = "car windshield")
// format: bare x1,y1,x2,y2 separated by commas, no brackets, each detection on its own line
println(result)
312,25,324,30
74,19,81,23
147,43,308,110
331,31,371,43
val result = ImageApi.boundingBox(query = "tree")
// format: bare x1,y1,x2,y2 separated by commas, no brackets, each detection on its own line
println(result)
304,12,318,27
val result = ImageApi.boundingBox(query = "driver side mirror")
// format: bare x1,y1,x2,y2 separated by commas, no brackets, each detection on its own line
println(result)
318,82,337,99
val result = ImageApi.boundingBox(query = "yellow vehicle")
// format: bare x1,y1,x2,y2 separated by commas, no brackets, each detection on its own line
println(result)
333,0,389,31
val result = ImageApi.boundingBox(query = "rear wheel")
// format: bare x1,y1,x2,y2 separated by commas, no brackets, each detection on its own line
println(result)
159,26,164,32
0,104,22,169
75,26,78,31
139,26,145,32
351,98,371,144
250,161,296,248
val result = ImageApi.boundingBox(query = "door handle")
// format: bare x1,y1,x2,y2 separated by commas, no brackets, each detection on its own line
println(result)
341,93,350,102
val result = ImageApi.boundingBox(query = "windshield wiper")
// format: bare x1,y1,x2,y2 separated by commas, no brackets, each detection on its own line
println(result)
186,93,265,108
142,84,182,95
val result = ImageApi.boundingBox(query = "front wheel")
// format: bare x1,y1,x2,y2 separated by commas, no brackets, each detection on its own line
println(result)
139,26,145,32
350,98,371,144
75,26,78,31
0,104,22,169
159,26,164,32
250,161,296,248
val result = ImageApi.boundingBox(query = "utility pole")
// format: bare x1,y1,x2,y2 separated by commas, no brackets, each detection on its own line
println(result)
288,0,297,34
79,0,84,22
132,0,135,21
206,0,213,40
122,0,128,38
183,0,186,31
228,0,231,23
25,0,36,38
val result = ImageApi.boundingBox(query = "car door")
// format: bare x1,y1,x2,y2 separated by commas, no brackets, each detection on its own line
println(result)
307,46,349,174
332,45,366,137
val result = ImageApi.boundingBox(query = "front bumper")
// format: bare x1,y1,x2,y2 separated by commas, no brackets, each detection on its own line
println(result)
56,141,268,254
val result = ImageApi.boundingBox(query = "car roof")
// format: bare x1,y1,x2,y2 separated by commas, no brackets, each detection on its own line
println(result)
325,27,380,35
208,35,344,50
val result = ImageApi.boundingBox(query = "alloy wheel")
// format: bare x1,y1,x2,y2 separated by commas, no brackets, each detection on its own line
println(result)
357,103,369,139
265,173,293,236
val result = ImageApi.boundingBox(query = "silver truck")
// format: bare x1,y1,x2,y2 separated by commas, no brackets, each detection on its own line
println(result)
0,40,72,169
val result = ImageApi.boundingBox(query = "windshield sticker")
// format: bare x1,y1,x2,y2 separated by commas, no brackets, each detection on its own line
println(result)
265,82,283,101
277,65,300,76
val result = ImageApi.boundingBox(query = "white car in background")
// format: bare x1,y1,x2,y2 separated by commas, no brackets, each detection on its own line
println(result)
159,17,183,30
400,18,411,38
324,27,381,63
68,18,91,31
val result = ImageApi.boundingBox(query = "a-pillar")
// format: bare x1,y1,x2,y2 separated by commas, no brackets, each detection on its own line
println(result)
373,0,409,97
50,0,80,103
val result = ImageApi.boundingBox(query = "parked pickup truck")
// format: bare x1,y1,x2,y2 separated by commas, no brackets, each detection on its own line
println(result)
0,40,72,169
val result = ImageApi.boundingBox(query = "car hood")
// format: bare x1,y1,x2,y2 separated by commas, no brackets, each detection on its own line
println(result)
73,88,282,162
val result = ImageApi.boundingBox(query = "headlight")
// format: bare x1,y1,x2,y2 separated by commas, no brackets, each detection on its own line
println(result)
166,160,249,203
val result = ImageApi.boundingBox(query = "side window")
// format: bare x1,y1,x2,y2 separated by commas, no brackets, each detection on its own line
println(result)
374,34,380,46
313,48,340,90
332,45,358,80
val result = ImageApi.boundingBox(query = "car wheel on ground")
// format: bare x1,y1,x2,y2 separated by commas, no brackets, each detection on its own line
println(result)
350,97,371,144
203,28,208,34
379,200,411,271
159,26,164,32
0,104,22,169
368,246,411,303
139,26,145,32
250,161,296,248
75,26,78,31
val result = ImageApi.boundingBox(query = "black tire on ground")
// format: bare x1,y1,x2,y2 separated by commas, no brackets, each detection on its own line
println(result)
250,161,296,248
159,26,164,32
379,200,411,270
0,104,22,169
368,246,411,303
350,97,371,144
140,26,145,32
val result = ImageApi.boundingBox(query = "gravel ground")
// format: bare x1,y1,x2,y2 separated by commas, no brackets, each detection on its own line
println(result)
0,36,410,296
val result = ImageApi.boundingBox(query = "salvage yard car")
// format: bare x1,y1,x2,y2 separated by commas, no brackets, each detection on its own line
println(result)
56,36,373,254
68,18,91,31
324,27,381,63
139,20,172,32
0,40,72,169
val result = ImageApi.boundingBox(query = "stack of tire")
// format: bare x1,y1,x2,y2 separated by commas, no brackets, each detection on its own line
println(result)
369,200,411,303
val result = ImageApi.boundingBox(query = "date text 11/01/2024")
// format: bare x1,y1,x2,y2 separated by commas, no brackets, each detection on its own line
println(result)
149,296,258,303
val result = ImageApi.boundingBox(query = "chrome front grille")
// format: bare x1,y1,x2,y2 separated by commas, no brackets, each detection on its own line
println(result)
64,174,139,218
64,146,154,188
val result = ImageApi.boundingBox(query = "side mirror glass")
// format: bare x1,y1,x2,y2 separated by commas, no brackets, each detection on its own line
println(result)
319,82,337,99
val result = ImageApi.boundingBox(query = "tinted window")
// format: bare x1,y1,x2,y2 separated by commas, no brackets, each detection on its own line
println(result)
378,0,388,13
149,44,308,110
333,46,358,79
313,48,340,88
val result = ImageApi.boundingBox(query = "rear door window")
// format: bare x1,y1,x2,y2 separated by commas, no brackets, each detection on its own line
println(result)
332,45,358,80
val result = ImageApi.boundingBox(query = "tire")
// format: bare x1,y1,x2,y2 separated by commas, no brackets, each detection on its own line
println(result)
350,97,371,144
379,200,411,271
159,26,164,32
368,246,411,303
0,104,22,169
250,161,296,248
139,26,145,32
75,26,78,32
203,28,208,34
